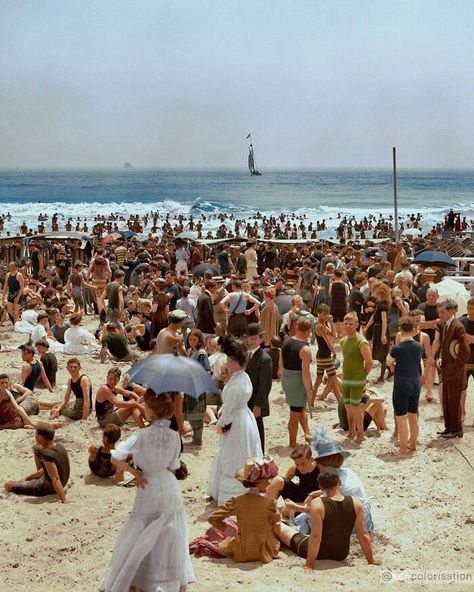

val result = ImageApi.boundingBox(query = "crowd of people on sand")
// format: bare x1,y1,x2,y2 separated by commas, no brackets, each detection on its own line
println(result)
1,217,473,592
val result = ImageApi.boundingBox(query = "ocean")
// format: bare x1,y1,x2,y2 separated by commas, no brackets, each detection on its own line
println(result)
0,168,473,239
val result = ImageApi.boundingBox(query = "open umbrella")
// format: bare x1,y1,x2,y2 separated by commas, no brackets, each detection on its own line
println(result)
274,294,309,314
414,250,455,267
363,248,387,260
103,232,122,243
430,278,470,316
119,230,138,240
176,231,198,241
127,354,217,399
191,262,220,277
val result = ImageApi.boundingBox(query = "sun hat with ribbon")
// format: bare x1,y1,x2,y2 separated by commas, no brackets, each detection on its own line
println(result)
312,426,350,460
235,456,278,483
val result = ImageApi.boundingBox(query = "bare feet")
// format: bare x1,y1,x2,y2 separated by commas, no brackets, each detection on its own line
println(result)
347,432,356,438
304,433,313,443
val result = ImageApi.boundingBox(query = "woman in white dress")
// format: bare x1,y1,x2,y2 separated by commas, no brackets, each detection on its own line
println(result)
175,245,189,276
101,391,195,592
63,312,99,355
14,308,38,334
30,312,64,353
208,336,263,505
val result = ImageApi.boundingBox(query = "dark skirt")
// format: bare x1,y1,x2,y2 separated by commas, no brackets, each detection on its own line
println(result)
372,322,390,362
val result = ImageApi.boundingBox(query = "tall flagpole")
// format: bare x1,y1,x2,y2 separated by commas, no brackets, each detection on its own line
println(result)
393,147,399,240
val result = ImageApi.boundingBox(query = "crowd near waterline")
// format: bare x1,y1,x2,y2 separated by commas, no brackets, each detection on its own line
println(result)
1,208,473,591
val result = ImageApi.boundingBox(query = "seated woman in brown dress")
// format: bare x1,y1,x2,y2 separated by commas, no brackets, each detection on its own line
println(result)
207,456,281,563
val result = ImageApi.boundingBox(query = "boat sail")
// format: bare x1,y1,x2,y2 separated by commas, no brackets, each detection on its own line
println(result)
245,133,262,176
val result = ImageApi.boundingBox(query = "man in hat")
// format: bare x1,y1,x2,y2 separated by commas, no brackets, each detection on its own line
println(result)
155,309,188,355
245,323,273,452
212,277,228,337
433,300,469,438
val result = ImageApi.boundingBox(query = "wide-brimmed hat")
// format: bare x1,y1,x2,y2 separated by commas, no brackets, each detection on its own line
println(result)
245,322,265,337
449,339,461,360
212,276,225,283
312,427,350,459
235,456,278,483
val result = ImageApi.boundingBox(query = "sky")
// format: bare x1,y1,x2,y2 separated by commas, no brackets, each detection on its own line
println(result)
1,0,474,169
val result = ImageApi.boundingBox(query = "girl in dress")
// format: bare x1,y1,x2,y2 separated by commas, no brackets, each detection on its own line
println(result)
207,336,263,505
185,329,211,446
260,287,280,347
101,391,195,592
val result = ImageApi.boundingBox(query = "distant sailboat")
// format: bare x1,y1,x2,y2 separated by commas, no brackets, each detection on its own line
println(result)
245,133,262,176
124,162,132,169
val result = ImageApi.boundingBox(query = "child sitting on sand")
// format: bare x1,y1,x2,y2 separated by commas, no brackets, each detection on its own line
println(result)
88,423,124,482
265,444,319,507
205,456,281,563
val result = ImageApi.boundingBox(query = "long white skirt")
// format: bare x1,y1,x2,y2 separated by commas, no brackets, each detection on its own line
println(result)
101,471,195,592
207,407,262,505
176,260,188,276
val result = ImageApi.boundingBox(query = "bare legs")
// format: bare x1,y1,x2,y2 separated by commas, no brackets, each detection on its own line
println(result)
395,412,418,453
345,404,365,443
288,408,311,447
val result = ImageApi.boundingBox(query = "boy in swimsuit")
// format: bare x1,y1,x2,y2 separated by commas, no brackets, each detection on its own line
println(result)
265,444,319,510
4,423,69,503
18,345,54,393
50,358,92,421
88,423,124,482
274,469,379,570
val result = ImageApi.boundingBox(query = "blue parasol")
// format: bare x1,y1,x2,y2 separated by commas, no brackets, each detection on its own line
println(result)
126,354,217,399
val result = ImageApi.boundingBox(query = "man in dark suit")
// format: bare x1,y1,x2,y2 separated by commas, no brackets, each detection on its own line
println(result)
195,280,216,336
435,300,470,438
245,323,273,452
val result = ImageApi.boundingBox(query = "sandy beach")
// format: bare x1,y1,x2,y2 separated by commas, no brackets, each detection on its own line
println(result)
1,317,473,592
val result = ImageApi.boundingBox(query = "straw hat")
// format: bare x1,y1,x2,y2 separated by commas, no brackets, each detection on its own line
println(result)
449,339,461,360
234,456,278,483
